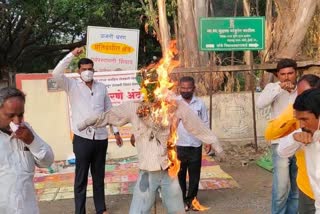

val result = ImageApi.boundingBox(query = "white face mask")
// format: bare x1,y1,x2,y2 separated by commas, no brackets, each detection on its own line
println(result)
80,70,94,82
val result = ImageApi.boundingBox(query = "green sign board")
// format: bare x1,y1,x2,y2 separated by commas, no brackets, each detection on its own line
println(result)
200,17,265,51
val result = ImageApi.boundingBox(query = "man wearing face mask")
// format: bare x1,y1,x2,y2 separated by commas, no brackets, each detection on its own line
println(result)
256,58,299,214
52,48,123,214
176,76,211,211
278,88,320,213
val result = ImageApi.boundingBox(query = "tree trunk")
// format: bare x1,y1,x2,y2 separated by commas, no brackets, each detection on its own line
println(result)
179,0,200,67
273,0,317,59
157,0,171,57
193,0,209,66
243,0,252,91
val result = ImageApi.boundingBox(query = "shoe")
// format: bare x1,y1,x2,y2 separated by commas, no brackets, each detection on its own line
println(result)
184,204,190,212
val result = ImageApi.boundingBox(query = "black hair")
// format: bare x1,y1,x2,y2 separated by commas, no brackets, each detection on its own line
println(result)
293,88,320,118
276,58,297,72
78,58,94,69
0,87,25,107
179,76,195,86
298,74,320,88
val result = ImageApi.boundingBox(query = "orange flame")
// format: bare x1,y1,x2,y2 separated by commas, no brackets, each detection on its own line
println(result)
191,198,210,211
148,40,181,177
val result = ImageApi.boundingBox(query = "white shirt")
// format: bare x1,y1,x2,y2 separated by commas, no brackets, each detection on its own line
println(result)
256,82,297,144
52,52,117,140
0,124,54,214
78,100,222,171
278,129,320,213
176,95,209,147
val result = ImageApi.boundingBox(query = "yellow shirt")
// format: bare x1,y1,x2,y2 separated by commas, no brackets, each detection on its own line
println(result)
265,104,314,199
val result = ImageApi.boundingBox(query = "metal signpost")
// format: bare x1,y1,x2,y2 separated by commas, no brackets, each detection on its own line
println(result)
199,17,265,151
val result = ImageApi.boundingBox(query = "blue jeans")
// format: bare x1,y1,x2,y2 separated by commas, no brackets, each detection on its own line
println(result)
271,144,299,214
129,170,185,214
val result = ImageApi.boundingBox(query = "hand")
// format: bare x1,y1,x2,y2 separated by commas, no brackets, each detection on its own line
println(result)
114,134,123,147
130,134,135,147
293,132,312,145
204,144,211,154
14,123,34,145
279,81,295,92
72,47,83,57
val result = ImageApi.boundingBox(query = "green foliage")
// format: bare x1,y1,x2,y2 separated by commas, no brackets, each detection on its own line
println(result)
0,0,145,75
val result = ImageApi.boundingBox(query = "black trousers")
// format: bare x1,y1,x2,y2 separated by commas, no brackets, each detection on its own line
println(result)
73,135,108,214
298,189,316,214
177,145,202,205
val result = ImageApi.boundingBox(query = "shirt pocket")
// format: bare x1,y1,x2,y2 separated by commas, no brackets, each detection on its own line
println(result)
194,106,202,118
93,93,106,110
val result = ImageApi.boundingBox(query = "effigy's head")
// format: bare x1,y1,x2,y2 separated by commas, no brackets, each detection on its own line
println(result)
136,67,159,103
135,66,177,126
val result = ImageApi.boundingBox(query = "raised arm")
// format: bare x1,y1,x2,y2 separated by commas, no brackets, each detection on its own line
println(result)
24,124,54,168
256,82,283,109
52,48,83,91
277,130,303,158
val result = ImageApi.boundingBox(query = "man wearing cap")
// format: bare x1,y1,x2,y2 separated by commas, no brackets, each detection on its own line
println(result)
256,58,299,214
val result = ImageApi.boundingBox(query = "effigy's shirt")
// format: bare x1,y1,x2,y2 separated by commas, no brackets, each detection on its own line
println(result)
87,100,222,171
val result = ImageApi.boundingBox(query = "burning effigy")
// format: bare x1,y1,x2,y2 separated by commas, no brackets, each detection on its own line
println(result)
135,43,181,177
77,40,224,212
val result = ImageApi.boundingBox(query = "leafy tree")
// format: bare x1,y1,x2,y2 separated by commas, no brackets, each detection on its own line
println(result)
0,0,148,78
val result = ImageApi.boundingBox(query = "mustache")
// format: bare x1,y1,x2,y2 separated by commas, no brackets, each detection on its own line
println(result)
301,128,312,134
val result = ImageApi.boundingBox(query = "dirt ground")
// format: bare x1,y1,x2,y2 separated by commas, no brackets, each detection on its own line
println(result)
39,142,273,214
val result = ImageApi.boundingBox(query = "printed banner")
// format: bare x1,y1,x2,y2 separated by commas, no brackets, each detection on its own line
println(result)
87,26,140,71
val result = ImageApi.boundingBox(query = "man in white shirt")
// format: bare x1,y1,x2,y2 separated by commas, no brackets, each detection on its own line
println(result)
176,76,209,211
256,58,299,214
52,48,122,214
0,87,54,214
278,88,320,214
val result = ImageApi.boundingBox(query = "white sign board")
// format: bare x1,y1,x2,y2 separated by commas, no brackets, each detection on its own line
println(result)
87,26,140,71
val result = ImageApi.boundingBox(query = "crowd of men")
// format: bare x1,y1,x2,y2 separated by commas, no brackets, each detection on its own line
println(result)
1,48,320,214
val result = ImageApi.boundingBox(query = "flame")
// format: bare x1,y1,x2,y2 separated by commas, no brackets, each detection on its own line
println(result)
147,40,181,177
191,198,210,211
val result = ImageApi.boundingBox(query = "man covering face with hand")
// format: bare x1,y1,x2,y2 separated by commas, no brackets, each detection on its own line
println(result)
278,89,320,213
0,87,54,214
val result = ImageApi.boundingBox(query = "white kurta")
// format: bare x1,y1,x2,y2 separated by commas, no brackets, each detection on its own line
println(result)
0,124,54,214
278,129,320,213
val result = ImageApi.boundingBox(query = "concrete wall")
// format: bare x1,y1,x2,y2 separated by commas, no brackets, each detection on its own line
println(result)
16,74,271,160
201,93,270,142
